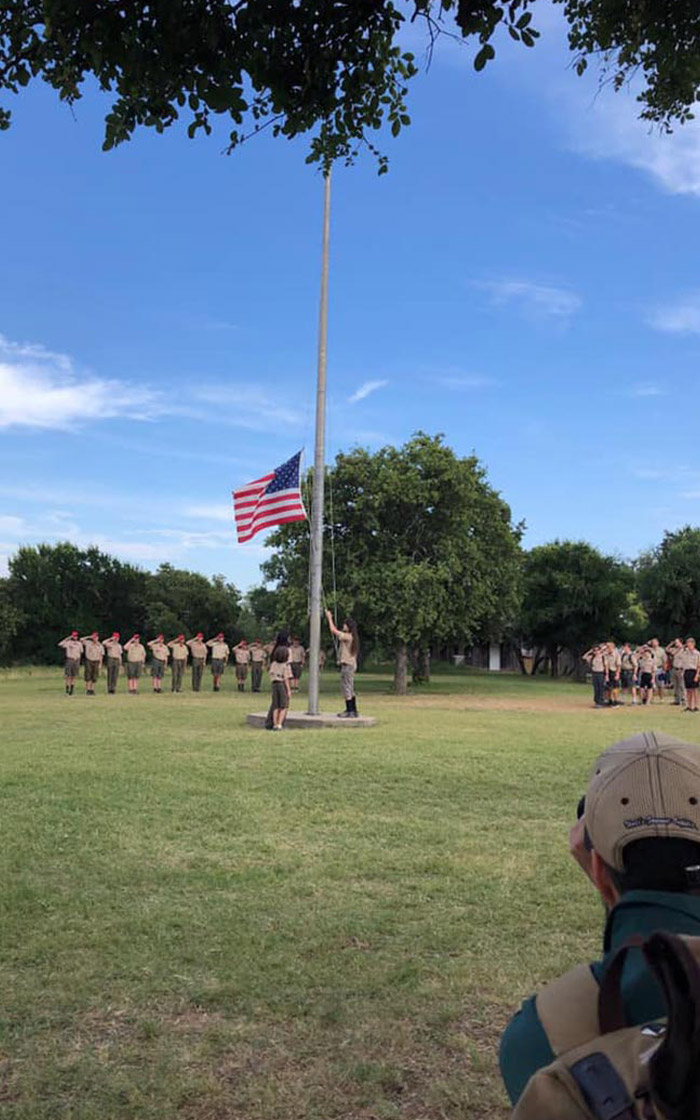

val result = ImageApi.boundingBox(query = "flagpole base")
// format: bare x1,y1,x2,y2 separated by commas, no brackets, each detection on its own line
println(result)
246,711,377,731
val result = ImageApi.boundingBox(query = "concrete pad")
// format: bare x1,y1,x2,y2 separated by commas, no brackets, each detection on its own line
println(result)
246,711,377,730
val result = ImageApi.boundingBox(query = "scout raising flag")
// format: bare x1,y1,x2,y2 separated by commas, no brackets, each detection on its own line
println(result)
233,451,306,543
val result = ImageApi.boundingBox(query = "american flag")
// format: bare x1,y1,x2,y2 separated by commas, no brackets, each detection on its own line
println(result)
233,451,307,544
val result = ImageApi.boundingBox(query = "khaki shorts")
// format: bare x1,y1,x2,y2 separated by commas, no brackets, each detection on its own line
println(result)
127,661,143,680
211,658,226,676
272,680,289,710
235,664,248,680
84,659,100,683
64,659,80,678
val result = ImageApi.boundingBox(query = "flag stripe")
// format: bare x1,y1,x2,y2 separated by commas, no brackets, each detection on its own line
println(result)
237,511,306,543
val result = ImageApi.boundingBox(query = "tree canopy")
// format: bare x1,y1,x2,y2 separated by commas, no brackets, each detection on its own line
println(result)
263,432,523,692
637,526,700,640
519,539,632,673
1,2,697,170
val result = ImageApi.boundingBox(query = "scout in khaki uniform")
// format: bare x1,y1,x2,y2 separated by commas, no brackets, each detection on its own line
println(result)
268,645,292,730
232,640,251,691
636,644,655,705
206,633,229,692
124,634,146,693
582,644,607,708
650,637,667,702
102,631,123,694
667,638,686,707
186,632,207,692
80,632,104,696
289,637,306,691
325,610,360,718
681,637,700,712
250,639,265,693
147,635,169,693
603,641,621,706
58,630,82,694
168,634,188,693
619,642,638,706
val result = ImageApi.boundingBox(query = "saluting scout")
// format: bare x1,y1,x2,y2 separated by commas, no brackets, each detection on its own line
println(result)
289,637,306,692
124,634,146,693
147,635,169,693
582,644,607,708
250,639,265,693
636,644,656,706
681,638,700,713
650,637,667,702
603,641,621,707
232,640,251,691
619,642,638,706
80,632,104,696
186,632,207,692
667,638,687,707
102,631,123,694
168,635,188,693
58,630,83,695
207,633,230,692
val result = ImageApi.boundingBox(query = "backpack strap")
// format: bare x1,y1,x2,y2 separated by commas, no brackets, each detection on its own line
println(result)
598,935,644,1034
644,931,700,1120
536,964,602,1056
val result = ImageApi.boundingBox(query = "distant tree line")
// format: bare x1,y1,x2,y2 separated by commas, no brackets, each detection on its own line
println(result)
0,544,241,664
3,436,700,691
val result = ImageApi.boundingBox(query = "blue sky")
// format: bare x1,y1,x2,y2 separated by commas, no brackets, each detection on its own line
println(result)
2,3,700,593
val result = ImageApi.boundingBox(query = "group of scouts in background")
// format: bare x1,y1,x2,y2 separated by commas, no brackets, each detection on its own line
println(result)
583,636,700,711
57,631,320,697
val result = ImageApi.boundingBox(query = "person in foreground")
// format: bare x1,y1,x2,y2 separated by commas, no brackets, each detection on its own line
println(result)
325,609,360,717
499,730,700,1106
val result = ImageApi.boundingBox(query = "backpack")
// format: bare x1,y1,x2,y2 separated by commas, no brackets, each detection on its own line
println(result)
512,931,700,1120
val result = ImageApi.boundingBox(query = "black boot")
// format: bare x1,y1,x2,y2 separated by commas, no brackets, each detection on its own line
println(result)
349,696,359,717
338,699,352,718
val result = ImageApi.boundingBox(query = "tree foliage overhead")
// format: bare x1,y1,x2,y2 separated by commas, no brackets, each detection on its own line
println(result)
0,2,697,170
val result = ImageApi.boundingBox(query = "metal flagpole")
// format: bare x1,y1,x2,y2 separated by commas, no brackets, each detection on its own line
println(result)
307,171,331,716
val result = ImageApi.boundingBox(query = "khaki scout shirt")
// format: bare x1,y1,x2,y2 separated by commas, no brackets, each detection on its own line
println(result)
337,631,357,670
103,640,123,661
148,641,169,662
125,640,146,663
82,639,104,662
250,644,265,663
620,650,637,672
670,645,686,669
290,644,305,664
59,638,83,661
269,660,292,682
652,646,666,669
584,649,606,672
637,650,655,674
169,641,188,661
681,648,700,672
233,646,251,665
187,639,207,660
603,649,621,675
207,641,229,661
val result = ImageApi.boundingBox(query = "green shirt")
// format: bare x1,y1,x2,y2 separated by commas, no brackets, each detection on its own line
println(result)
499,890,700,1105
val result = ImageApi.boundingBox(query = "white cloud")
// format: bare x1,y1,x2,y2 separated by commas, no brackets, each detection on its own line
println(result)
476,279,582,320
649,294,700,335
430,372,496,390
191,386,305,431
569,91,700,199
347,379,388,404
628,384,667,398
0,333,164,430
183,504,234,523
0,515,25,533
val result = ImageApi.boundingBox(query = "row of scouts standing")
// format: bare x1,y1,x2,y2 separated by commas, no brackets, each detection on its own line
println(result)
57,631,311,695
583,636,700,710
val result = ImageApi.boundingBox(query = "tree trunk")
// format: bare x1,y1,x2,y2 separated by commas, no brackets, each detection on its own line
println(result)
549,646,559,678
414,647,430,683
394,642,408,695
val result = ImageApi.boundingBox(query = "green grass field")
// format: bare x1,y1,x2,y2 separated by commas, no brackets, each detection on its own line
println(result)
2,666,698,1119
